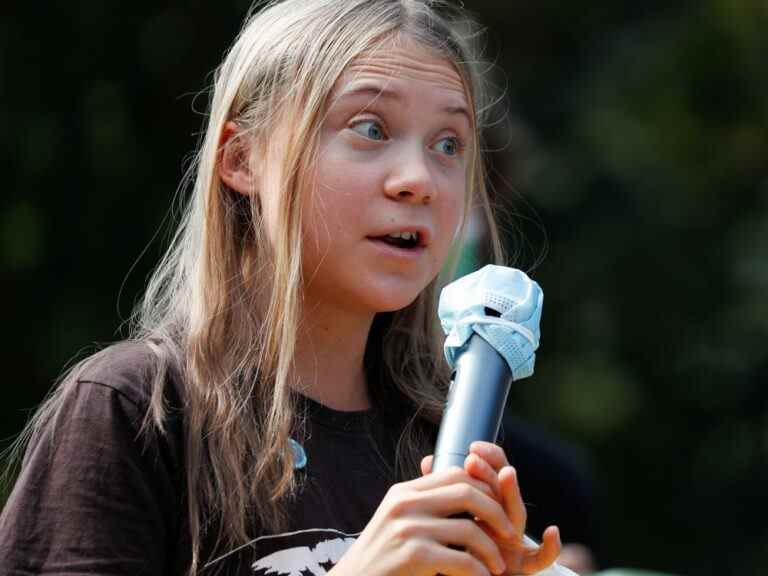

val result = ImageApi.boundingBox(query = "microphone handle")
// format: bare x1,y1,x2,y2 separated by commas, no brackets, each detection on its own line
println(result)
432,334,513,473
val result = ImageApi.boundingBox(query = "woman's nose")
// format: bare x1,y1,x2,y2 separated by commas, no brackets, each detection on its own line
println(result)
383,148,435,205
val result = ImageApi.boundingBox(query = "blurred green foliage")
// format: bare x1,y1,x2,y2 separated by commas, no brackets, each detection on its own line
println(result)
2,1,766,574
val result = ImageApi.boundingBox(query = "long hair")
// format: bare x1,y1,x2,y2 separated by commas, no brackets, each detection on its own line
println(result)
9,1,505,574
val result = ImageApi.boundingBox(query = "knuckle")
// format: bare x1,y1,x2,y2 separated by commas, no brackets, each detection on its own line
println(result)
386,482,404,499
445,466,468,483
474,479,494,497
402,539,430,565
458,553,487,576
463,521,497,556
456,518,481,540
392,518,418,541
387,492,416,519
460,517,481,533
456,483,475,502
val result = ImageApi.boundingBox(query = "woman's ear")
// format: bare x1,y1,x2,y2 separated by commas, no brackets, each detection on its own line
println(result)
219,121,259,196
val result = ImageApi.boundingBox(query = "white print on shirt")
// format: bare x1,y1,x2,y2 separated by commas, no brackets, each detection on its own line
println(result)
204,527,578,576
248,528,358,576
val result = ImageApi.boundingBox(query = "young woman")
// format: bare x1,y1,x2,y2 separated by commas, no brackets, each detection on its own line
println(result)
0,1,572,574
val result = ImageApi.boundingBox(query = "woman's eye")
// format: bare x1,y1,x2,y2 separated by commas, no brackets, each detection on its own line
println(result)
434,136,461,156
350,120,386,141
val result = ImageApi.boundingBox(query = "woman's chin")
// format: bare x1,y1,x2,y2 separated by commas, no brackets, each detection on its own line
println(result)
368,289,424,314
304,270,433,316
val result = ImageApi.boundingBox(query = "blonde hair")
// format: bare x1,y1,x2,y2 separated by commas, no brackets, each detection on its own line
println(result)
10,1,505,573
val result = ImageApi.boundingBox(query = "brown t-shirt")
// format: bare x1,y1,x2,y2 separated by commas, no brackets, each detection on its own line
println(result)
0,342,399,575
0,342,595,575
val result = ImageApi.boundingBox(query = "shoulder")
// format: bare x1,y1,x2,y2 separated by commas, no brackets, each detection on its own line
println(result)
33,339,187,464
72,340,179,408
2,341,188,575
18,339,188,481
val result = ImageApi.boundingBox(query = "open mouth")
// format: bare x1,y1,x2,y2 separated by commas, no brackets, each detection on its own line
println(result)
369,231,422,250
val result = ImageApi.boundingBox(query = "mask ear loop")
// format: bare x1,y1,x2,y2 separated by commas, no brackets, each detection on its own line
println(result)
450,314,539,349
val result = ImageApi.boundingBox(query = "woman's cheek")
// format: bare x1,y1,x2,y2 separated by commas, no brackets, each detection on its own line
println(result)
444,187,467,244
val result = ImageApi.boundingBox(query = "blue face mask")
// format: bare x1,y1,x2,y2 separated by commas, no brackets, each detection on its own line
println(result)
438,265,543,381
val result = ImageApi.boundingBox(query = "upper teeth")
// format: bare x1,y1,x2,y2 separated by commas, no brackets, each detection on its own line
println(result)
387,231,418,241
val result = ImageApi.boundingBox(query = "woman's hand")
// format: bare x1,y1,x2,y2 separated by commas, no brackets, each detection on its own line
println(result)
331,466,515,576
421,442,562,575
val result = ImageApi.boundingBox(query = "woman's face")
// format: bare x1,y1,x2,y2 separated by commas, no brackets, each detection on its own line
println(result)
270,39,472,316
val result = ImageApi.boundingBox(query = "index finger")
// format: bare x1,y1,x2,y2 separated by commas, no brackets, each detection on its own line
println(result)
407,465,496,500
469,441,510,472
498,465,526,537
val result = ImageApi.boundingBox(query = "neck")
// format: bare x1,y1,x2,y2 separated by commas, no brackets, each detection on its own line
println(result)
292,299,374,411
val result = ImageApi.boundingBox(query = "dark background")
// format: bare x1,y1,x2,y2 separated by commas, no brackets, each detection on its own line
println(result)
2,1,766,574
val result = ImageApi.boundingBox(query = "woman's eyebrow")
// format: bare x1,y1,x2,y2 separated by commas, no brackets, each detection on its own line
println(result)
337,83,401,104
337,83,471,125
444,105,471,126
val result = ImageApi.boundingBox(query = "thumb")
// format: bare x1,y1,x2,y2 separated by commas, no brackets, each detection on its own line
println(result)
420,455,433,476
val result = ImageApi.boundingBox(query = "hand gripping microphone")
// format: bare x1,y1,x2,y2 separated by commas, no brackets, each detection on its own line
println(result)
431,265,543,473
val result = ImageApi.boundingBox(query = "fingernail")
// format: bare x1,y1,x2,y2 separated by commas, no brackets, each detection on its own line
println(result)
472,441,490,454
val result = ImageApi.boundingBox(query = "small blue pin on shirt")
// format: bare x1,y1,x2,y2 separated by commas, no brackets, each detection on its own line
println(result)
289,438,307,470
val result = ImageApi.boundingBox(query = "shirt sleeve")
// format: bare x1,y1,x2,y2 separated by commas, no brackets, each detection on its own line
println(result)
0,378,182,575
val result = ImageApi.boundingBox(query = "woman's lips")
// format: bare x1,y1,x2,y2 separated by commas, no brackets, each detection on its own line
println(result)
366,236,425,259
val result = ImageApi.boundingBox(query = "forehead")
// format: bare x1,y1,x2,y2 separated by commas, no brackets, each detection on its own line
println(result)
335,39,470,107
